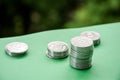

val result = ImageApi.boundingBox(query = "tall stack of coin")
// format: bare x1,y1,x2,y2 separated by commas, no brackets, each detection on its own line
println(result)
70,36,94,69
46,41,69,59
5,42,28,56
80,31,101,46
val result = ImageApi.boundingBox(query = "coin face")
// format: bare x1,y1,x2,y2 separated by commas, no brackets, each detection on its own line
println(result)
80,31,100,41
71,36,93,48
5,42,28,54
47,41,68,52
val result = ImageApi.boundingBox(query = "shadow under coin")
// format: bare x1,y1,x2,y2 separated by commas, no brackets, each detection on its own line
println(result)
5,51,28,59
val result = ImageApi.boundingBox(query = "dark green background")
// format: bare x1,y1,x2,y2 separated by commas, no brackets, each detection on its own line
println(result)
0,0,120,37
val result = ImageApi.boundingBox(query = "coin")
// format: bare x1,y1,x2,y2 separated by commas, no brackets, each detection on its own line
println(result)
80,31,100,46
46,50,68,59
70,49,93,59
71,36,93,52
70,36,94,70
5,42,28,56
69,56,91,69
69,56,92,64
46,41,69,59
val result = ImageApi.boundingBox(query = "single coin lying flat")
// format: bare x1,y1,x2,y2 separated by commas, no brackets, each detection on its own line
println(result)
5,42,28,56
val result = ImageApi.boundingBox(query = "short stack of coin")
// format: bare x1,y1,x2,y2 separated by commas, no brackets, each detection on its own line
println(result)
70,36,94,69
5,42,28,56
80,31,101,46
46,41,69,59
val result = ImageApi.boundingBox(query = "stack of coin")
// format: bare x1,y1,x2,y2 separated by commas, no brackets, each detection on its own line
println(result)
80,31,101,46
5,42,28,56
46,41,69,59
70,36,94,69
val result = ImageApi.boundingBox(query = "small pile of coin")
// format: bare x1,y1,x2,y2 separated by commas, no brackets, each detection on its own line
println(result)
70,36,94,69
80,31,101,46
5,42,28,56
46,41,69,59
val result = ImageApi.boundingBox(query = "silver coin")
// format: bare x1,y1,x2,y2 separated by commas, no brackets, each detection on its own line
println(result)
80,31,100,46
69,56,92,64
46,41,69,59
5,42,28,56
70,49,93,59
69,57,91,69
46,50,68,59
70,59,91,67
71,36,93,52
71,45,93,53
70,62,91,69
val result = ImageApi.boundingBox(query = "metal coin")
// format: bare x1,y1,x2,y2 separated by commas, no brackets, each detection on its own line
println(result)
70,61,91,69
70,36,93,69
71,36,93,52
71,46,93,53
46,50,68,59
70,59,91,67
69,56,92,64
69,57,91,69
70,49,93,59
80,31,100,46
46,41,68,59
5,42,28,56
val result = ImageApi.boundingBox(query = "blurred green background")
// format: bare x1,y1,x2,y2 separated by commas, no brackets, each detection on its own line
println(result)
0,0,120,37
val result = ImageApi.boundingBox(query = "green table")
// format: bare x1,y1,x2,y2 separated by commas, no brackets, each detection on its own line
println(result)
0,22,120,80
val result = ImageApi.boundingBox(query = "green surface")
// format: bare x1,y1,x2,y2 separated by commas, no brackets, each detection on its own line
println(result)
0,22,120,80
